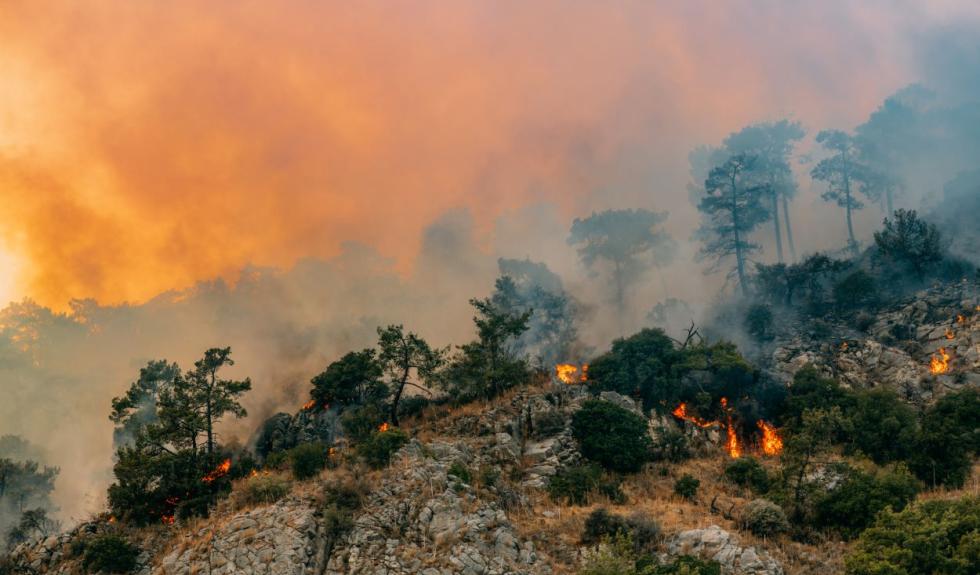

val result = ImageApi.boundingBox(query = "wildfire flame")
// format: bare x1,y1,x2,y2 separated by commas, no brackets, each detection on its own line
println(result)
726,424,741,459
161,514,175,525
303,399,316,410
757,421,783,456
672,403,722,428
957,314,966,324
930,348,951,375
840,341,849,351
202,459,232,483
945,328,955,340
378,422,391,432
555,363,588,384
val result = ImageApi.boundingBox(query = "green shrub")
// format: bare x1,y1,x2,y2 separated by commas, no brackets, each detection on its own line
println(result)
911,387,980,488
532,410,567,438
845,495,980,575
652,556,722,575
448,461,472,484
357,428,409,469
625,512,661,554
548,464,624,506
724,457,770,493
740,499,788,537
289,442,331,480
340,404,386,444
845,388,918,465
582,507,629,545
744,304,774,342
673,474,699,500
814,464,921,539
571,400,652,473
478,466,500,488
81,535,139,574
319,479,367,559
653,426,691,463
239,474,291,505
396,396,431,420
263,450,289,471
833,270,877,310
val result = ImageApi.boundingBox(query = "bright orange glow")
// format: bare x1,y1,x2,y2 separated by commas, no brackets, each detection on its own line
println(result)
672,403,722,428
930,348,951,375
726,424,741,459
945,328,955,340
202,458,232,483
378,422,390,432
757,420,783,456
555,363,587,384
303,399,316,410
957,315,966,324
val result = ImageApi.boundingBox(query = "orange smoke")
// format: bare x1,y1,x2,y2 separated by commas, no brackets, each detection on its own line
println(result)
0,1,920,308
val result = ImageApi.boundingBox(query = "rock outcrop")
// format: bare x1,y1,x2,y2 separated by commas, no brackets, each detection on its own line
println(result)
666,525,783,575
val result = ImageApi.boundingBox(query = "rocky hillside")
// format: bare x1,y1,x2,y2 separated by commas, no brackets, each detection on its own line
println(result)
4,282,979,575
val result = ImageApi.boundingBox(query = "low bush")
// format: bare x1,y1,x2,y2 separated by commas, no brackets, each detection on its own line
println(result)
238,474,291,506
358,428,409,469
548,464,624,506
653,426,691,463
673,474,699,500
448,461,472,484
289,442,331,480
571,400,652,473
740,499,788,537
652,556,722,575
724,457,770,493
582,508,629,545
81,535,139,574
813,464,921,539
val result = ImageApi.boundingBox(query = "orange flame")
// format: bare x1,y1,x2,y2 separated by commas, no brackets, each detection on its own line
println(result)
249,469,259,478
555,363,587,384
726,424,741,459
302,399,316,410
945,328,955,340
378,422,390,432
161,514,175,525
956,314,966,324
328,447,337,457
108,515,116,523
672,403,722,428
202,459,232,483
930,347,951,375
757,421,783,456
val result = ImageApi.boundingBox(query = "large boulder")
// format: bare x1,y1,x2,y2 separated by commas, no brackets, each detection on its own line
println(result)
666,525,783,575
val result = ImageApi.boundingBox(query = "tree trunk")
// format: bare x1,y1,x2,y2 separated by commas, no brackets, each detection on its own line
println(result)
771,188,784,263
390,363,409,427
206,372,215,456
843,153,858,255
731,171,748,297
782,194,797,262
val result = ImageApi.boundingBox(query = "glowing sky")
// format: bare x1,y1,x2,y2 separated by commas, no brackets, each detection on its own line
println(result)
1,1,978,308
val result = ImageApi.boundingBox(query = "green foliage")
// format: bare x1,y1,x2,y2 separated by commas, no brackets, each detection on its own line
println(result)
289,442,331,480
696,153,771,295
652,426,691,463
873,209,944,278
811,129,875,253
448,461,472,484
845,496,980,575
439,297,531,401
813,464,921,540
673,474,700,500
778,366,852,432
911,387,980,488
779,407,845,520
754,254,851,310
109,360,179,447
741,499,788,537
376,324,444,426
724,457,770,493
572,400,652,473
744,304,774,341
832,270,877,311
319,479,367,561
587,329,758,414
0,457,58,544
548,464,624,506
493,259,582,366
582,507,630,545
340,404,386,444
650,556,722,575
81,535,139,574
310,349,387,409
568,209,676,325
845,388,918,465
238,474,291,506
357,428,409,469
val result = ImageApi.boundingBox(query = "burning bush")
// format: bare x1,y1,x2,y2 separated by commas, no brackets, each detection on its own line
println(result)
740,499,788,537
571,400,652,473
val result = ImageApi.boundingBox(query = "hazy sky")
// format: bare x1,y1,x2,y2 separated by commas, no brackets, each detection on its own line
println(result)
2,0,978,308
